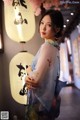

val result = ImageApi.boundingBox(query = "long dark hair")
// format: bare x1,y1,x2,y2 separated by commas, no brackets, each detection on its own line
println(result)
39,9,64,41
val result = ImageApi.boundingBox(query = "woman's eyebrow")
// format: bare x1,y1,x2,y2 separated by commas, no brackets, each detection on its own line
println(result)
41,20,51,24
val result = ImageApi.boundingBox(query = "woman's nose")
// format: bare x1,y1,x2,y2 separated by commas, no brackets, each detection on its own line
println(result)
42,25,46,31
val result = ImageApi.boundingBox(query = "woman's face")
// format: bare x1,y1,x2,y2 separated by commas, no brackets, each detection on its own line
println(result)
39,15,54,40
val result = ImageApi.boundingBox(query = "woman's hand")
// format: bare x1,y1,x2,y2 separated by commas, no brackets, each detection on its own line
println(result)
26,65,32,75
25,76,39,90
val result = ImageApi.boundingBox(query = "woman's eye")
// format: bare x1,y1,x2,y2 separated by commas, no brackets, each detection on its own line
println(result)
41,21,44,25
48,24,51,27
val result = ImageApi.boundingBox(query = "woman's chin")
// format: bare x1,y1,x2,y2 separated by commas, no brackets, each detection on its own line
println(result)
40,35,46,39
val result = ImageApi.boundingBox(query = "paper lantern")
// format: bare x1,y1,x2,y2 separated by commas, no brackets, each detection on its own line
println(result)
9,52,34,105
0,2,4,53
4,0,35,42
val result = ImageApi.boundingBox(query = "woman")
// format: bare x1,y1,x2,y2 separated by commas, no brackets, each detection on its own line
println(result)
25,9,64,120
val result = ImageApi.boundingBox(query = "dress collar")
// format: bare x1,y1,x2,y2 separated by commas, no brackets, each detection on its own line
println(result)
45,39,60,49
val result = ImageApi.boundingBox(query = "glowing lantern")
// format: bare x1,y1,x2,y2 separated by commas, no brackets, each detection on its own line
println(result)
53,0,60,7
4,0,35,42
9,52,34,104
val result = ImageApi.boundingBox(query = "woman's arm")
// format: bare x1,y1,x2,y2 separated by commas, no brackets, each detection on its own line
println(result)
25,44,52,89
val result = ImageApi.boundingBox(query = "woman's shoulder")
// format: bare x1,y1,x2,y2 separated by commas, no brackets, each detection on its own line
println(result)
41,42,55,49
41,42,59,53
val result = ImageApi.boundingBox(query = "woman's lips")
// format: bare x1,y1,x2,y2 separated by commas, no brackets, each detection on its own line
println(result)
41,32,46,35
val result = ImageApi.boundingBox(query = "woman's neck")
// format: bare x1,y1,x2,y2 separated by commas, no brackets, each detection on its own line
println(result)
45,39,57,43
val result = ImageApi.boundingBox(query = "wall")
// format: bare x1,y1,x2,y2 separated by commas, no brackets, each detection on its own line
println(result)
0,3,43,119
71,27,80,89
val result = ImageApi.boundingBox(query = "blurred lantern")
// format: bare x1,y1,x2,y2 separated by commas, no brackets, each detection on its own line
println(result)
9,52,34,105
4,0,35,42
52,0,60,8
43,0,54,10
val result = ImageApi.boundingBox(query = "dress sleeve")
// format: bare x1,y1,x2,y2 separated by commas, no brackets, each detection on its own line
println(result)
29,44,52,83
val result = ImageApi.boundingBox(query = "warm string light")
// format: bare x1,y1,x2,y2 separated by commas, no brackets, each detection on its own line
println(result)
63,25,66,28
63,12,74,29
66,19,69,22
70,12,74,16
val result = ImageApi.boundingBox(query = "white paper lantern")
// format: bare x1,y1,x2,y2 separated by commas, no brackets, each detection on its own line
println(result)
4,0,36,42
9,52,34,105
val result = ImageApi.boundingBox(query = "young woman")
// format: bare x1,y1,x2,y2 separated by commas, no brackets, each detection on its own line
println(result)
25,9,64,120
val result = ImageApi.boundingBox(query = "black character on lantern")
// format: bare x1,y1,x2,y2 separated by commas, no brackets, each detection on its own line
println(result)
12,0,27,9
16,63,29,95
14,12,28,25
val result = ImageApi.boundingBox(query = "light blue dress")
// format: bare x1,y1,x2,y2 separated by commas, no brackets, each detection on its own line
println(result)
29,39,60,111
